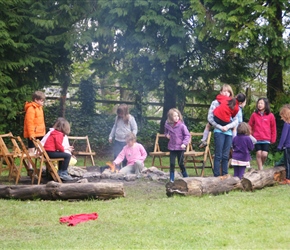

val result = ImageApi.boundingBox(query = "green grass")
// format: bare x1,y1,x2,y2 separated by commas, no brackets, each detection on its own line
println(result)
0,181,289,249
0,157,290,249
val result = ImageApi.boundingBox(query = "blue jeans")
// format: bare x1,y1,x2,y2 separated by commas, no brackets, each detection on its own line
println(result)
46,151,71,172
284,147,290,179
113,140,127,166
213,132,232,177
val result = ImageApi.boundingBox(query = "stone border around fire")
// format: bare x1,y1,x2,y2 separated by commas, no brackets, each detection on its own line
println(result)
68,166,183,183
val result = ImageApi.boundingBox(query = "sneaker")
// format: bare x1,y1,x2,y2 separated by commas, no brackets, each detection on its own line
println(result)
198,141,207,148
219,174,231,180
279,179,290,185
59,173,74,181
27,168,34,177
100,166,108,173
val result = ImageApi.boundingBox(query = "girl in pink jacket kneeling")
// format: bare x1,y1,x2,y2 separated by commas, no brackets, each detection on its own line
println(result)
113,132,147,176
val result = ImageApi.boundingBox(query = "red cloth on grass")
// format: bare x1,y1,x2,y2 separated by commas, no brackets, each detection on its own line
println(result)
59,212,98,226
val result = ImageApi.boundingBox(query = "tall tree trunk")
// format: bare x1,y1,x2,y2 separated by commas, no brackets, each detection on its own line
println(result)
266,0,283,103
160,61,177,133
59,70,70,118
135,92,143,128
267,58,283,102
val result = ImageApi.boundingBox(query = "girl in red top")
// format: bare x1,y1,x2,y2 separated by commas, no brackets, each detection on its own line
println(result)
248,98,276,170
44,118,74,181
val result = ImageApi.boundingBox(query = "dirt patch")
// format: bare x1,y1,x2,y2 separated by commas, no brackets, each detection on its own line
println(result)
0,166,169,199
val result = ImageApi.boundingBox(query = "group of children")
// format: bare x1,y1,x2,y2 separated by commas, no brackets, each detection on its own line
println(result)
160,84,286,183
24,92,74,181
23,88,290,184
24,94,147,181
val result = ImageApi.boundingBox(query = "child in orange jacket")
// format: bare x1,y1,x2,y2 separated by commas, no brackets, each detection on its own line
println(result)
23,91,46,173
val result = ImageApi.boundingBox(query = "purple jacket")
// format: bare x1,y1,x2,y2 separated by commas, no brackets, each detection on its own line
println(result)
164,121,191,151
278,122,290,150
232,134,254,161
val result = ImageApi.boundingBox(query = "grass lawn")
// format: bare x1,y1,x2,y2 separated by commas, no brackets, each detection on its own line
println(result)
0,157,289,249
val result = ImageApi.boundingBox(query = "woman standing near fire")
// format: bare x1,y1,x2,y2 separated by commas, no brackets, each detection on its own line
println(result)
109,104,138,170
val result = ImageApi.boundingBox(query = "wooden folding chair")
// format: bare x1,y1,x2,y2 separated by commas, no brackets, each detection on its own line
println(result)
184,132,213,177
149,133,170,169
0,143,10,177
32,138,62,184
0,142,10,175
0,133,21,181
12,136,38,184
67,136,95,166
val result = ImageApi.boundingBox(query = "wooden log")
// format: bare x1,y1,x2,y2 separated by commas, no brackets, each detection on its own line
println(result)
166,176,243,197
0,181,125,200
241,166,285,191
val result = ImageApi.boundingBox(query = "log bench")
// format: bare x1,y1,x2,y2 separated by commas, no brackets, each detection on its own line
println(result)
0,181,124,200
166,166,286,197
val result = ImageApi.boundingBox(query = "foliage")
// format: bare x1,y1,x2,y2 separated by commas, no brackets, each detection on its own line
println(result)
78,78,96,115
188,0,290,103
267,151,283,166
0,0,92,132
1,0,290,159
0,0,49,133
89,0,214,132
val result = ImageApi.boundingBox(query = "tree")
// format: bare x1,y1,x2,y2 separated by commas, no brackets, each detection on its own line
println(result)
87,0,194,132
0,0,97,132
266,0,284,102
189,0,290,104
29,0,95,117
0,0,53,132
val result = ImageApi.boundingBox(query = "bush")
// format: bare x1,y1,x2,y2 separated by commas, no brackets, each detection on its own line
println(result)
44,105,160,158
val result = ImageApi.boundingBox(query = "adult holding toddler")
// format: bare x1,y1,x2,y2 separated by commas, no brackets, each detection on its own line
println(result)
199,85,241,148
207,84,239,177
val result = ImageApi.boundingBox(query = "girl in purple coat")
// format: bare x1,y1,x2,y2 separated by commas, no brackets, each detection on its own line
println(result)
277,104,290,185
231,122,254,179
165,108,191,182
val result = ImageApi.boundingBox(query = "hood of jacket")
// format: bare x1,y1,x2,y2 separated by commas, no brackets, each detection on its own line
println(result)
24,101,42,112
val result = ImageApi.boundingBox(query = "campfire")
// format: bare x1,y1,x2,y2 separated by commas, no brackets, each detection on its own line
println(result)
106,162,119,173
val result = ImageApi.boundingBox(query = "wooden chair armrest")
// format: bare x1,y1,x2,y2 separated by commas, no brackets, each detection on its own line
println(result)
184,150,204,157
149,152,169,156
73,151,96,156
